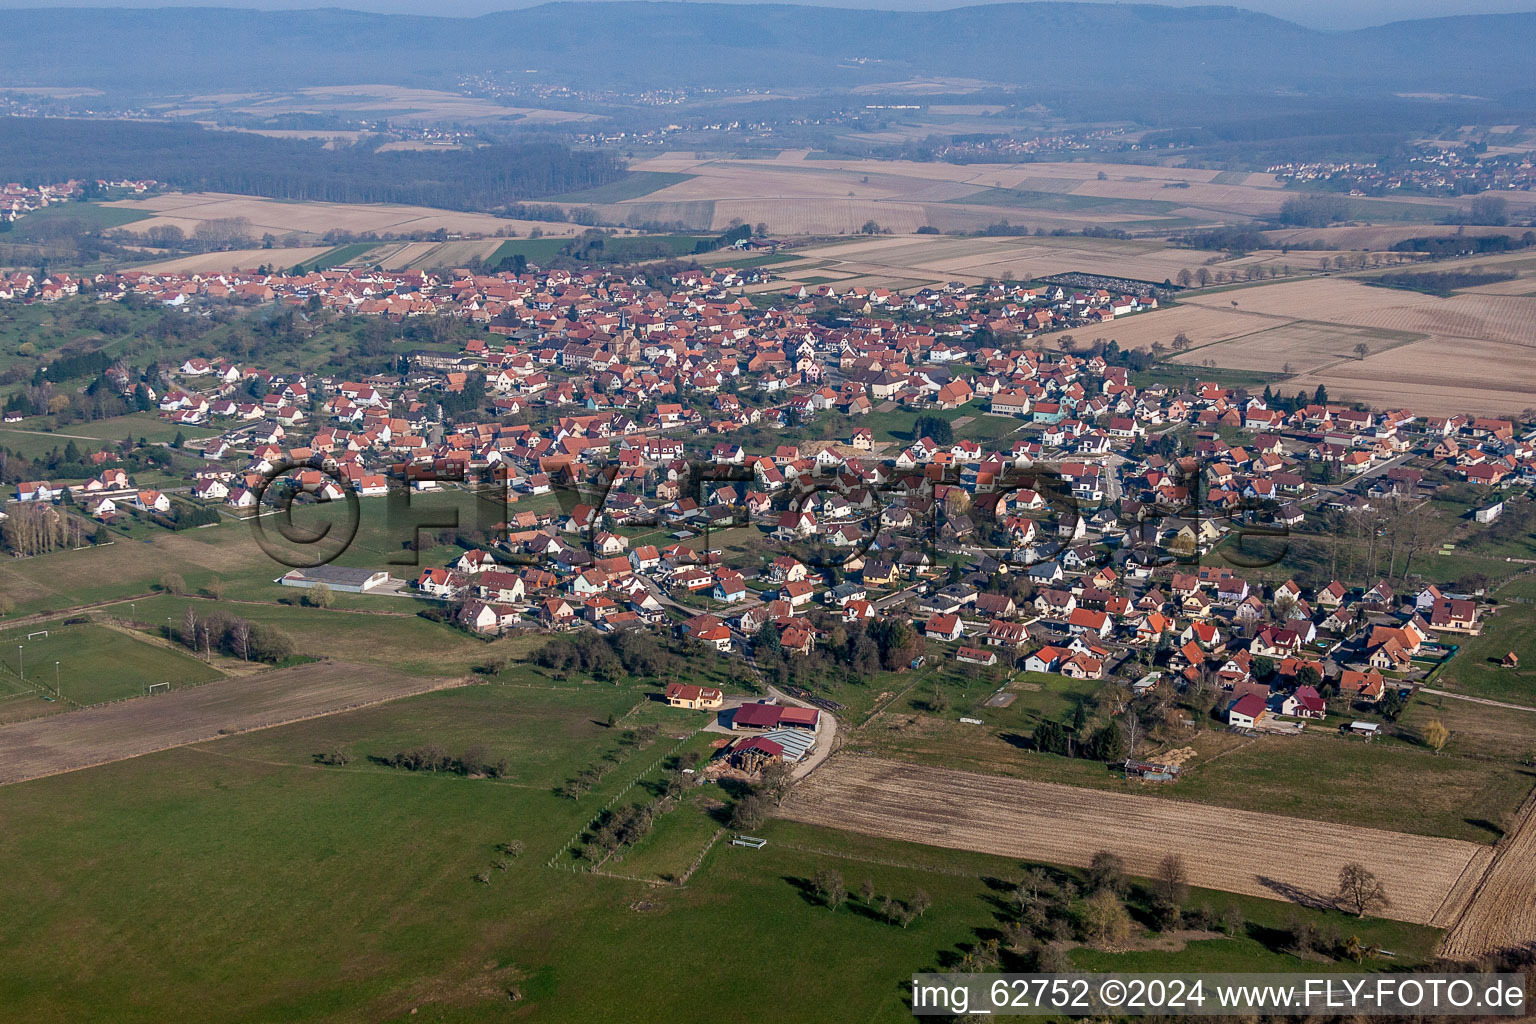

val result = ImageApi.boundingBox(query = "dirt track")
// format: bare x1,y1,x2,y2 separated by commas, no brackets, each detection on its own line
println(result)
0,660,467,786
1439,792,1536,959
782,756,1488,927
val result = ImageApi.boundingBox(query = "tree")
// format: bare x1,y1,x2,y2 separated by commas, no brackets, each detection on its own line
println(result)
912,414,954,447
1088,850,1127,894
1155,853,1189,908
1177,269,1193,288
1079,889,1134,950
1171,332,1191,353
304,583,334,609
1421,719,1450,753
159,572,186,595
1085,722,1126,761
1196,267,1211,287
1336,862,1389,917
230,618,252,661
730,791,768,831
180,607,201,647
754,621,781,656
1378,688,1404,721
1353,343,1370,361
813,868,847,911
908,888,931,923
1033,718,1070,756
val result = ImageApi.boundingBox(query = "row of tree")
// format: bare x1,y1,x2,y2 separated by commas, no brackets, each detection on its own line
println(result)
175,607,295,663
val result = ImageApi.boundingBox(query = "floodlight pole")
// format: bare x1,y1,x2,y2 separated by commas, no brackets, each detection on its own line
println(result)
54,661,60,701
16,644,21,682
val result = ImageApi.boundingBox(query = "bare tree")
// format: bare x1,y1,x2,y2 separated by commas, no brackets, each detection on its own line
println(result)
1155,853,1189,907
231,618,252,661
1337,862,1389,917
813,868,847,912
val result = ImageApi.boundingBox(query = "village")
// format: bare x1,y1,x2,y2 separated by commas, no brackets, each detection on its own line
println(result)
5,255,1533,781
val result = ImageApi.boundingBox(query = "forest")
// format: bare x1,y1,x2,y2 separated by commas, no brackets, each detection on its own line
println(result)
0,119,626,212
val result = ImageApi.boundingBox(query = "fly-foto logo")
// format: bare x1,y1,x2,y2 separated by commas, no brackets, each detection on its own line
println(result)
246,455,1291,572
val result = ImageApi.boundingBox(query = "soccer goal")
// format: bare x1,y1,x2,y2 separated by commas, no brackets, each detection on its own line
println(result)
146,682,172,695
26,630,48,640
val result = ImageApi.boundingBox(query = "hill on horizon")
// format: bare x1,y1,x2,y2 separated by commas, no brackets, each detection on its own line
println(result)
0,2,1533,100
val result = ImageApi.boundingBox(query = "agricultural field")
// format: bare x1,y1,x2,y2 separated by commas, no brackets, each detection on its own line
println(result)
1439,794,1536,959
1100,270,1536,415
102,192,576,243
783,756,1489,927
165,85,602,125
0,674,1449,1024
737,232,1348,295
131,245,334,273
0,657,463,786
597,151,1471,236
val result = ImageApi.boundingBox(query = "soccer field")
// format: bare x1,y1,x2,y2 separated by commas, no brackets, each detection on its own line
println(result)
0,621,224,709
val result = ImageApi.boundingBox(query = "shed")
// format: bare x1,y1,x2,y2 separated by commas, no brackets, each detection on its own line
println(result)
759,728,815,762
1347,720,1381,740
777,706,820,731
730,736,786,770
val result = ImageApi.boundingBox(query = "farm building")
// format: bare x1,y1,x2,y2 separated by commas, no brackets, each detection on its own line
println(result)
759,728,816,762
730,701,818,732
731,702,784,730
278,566,392,593
730,736,784,771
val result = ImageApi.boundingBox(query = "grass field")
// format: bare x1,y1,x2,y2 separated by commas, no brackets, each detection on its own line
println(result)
0,674,1449,1023
489,237,572,266
296,242,377,271
1434,600,1536,704
6,202,153,238
0,620,223,709
0,411,217,460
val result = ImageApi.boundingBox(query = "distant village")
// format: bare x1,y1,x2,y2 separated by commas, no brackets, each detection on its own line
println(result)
0,179,160,225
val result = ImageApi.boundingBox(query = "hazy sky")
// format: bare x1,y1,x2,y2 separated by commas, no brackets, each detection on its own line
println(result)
0,0,1532,31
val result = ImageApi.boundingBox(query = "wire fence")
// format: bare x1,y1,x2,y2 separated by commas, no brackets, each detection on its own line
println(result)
546,725,705,871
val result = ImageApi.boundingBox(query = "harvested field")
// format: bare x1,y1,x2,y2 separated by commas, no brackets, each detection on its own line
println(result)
103,192,577,242
1113,274,1536,415
1439,793,1536,959
1171,321,1419,374
1179,277,1442,322
0,659,467,787
783,756,1488,926
766,235,1351,292
132,246,332,273
176,84,600,124
619,153,1460,235
1286,337,1536,418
